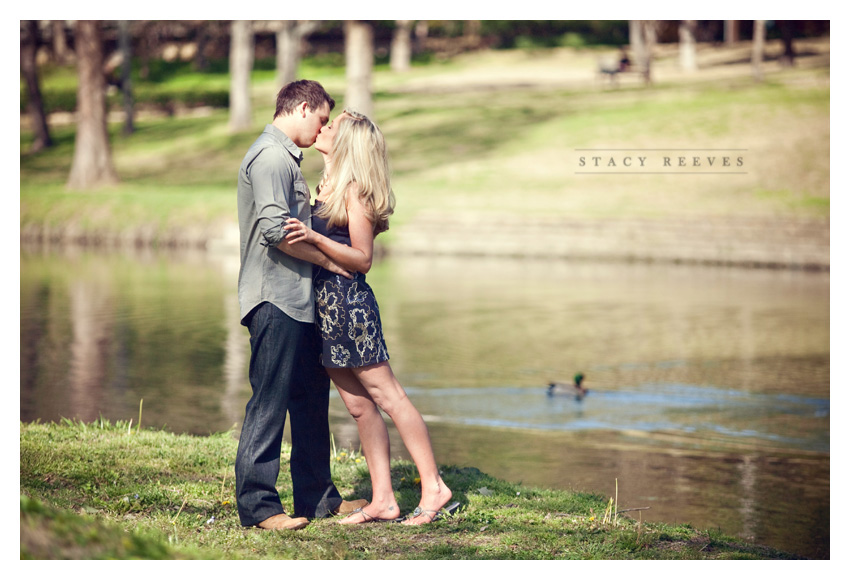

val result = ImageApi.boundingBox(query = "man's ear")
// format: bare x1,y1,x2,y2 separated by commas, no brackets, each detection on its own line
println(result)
297,101,309,117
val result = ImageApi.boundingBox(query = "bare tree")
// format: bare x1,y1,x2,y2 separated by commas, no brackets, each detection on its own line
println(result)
345,20,374,117
67,20,118,190
118,20,134,136
414,20,429,53
390,20,414,72
193,20,211,72
778,21,796,66
752,20,766,82
273,20,319,87
274,21,297,86
724,20,739,45
643,21,657,84
51,20,71,64
679,20,698,72
21,21,52,152
229,20,254,133
137,22,153,80
630,20,655,84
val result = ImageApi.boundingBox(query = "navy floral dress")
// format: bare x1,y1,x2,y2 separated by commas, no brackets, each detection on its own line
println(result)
311,201,389,369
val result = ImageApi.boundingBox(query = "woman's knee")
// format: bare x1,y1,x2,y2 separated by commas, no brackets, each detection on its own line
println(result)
370,390,413,418
345,398,380,422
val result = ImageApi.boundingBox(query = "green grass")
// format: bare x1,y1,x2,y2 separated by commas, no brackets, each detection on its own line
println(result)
20,419,796,560
20,44,829,245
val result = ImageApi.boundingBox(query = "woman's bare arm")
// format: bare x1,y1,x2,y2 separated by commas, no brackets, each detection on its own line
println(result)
284,186,374,273
275,234,353,278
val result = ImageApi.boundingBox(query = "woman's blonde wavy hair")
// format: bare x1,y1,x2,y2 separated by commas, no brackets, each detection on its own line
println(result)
314,109,396,236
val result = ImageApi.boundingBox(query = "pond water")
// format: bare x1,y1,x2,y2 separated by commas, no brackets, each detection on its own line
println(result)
19,246,830,558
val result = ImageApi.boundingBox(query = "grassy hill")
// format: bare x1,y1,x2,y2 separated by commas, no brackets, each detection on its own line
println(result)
21,39,829,264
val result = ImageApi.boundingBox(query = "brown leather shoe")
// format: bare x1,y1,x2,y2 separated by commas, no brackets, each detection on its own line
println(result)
334,499,368,515
257,513,309,531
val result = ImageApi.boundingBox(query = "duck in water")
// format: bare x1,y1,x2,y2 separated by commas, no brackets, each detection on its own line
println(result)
547,373,588,400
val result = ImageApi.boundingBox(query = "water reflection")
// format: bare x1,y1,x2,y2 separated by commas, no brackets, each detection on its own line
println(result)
222,257,247,429
410,421,830,561
19,247,829,558
20,247,235,431
392,383,829,451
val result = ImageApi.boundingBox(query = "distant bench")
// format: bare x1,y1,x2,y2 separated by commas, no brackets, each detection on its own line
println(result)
597,58,644,86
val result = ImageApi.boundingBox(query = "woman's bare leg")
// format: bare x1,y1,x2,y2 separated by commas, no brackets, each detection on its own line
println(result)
327,367,400,523
351,361,452,525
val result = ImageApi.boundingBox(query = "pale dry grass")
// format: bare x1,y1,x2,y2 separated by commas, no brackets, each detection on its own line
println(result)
382,43,829,224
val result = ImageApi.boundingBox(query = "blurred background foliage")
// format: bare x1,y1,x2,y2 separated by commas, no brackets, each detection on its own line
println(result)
20,20,830,259
21,20,830,114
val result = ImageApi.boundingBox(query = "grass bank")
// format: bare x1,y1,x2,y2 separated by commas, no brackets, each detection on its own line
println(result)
20,42,829,255
20,419,797,560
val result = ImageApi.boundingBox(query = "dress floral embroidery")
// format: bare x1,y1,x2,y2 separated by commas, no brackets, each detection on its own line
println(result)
330,344,351,367
311,199,389,369
314,274,389,368
316,278,344,340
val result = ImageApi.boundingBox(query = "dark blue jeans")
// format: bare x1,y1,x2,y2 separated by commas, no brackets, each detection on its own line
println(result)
235,302,342,525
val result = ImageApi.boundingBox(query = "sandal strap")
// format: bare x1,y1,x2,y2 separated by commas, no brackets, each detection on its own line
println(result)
353,508,377,523
410,506,440,522
348,507,403,524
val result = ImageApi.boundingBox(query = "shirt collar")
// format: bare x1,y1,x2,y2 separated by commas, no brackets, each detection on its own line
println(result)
263,124,304,165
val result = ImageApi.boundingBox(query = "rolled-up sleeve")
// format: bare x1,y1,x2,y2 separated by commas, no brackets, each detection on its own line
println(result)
247,147,293,248
237,125,314,325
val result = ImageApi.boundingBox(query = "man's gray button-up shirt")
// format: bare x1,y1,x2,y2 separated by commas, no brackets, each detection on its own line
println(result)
237,124,314,325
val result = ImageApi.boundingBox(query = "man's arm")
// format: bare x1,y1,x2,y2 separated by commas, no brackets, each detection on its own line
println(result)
248,149,351,278
276,235,352,278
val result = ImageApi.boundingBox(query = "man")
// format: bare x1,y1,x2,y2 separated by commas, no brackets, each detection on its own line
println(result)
235,80,366,530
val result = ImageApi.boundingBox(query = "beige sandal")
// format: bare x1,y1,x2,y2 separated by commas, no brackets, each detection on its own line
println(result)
342,507,404,524
405,501,461,523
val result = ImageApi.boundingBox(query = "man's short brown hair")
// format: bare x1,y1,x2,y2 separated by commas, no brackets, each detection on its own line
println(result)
274,80,335,119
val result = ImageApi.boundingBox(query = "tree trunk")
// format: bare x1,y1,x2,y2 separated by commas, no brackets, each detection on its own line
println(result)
67,20,118,190
274,20,318,87
752,20,766,82
138,22,151,80
679,20,698,72
629,20,646,74
414,20,429,53
21,21,52,152
642,21,656,84
778,20,796,66
194,21,210,72
229,20,254,133
724,20,739,45
391,20,413,72
118,20,134,136
629,20,644,64
345,20,374,117
275,21,299,87
52,20,70,64
630,20,653,84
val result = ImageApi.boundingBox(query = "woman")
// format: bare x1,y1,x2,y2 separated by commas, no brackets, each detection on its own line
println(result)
283,109,455,525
